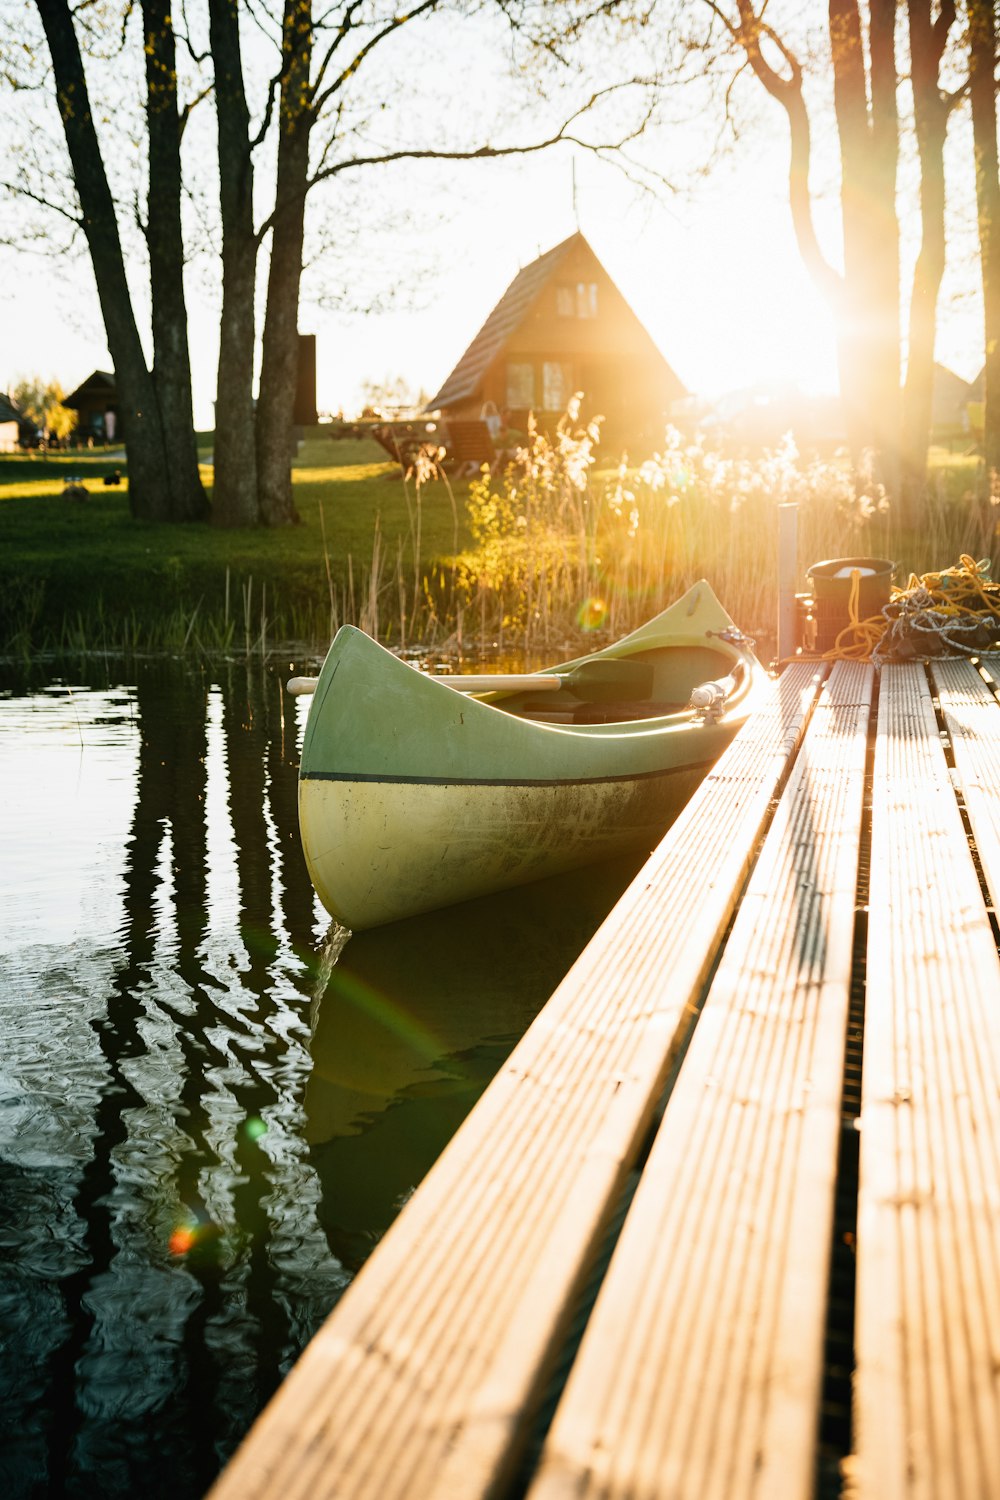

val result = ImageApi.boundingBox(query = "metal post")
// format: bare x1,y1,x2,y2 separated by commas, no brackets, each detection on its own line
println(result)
777,503,799,662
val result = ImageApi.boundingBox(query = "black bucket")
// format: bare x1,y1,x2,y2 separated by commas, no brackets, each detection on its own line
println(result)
806,557,895,652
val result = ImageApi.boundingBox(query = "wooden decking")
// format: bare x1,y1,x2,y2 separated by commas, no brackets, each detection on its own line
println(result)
210,657,1000,1500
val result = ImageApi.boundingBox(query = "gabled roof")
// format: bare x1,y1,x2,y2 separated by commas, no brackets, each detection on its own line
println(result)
0,392,23,425
64,369,116,409
427,234,584,410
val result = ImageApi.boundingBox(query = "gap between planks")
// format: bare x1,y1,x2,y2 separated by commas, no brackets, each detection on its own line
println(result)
527,660,873,1500
853,662,1000,1500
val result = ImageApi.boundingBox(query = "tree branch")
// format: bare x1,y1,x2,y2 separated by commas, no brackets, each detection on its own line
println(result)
709,0,842,308
312,0,441,115
250,70,282,149
306,80,660,193
0,175,84,228
179,82,213,138
177,0,211,66
310,0,365,98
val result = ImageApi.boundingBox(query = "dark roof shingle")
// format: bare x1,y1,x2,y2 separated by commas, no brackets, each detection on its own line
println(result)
63,370,116,409
426,235,581,410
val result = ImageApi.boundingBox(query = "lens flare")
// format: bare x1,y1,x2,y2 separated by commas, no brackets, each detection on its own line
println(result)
169,1224,198,1256
577,597,608,632
243,1116,267,1141
169,1217,224,1261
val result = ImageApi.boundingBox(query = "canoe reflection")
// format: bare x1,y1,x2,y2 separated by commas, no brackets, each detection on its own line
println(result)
306,850,646,1272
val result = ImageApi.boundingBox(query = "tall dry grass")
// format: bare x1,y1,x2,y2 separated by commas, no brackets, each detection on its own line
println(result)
9,408,992,664
444,403,999,657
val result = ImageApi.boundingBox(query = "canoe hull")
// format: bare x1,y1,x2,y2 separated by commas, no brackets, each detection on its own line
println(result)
299,760,711,931
298,580,766,930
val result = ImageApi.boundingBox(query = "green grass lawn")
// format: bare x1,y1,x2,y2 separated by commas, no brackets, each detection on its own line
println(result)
0,437,472,655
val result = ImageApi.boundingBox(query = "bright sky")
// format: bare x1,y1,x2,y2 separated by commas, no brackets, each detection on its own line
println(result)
0,156,827,425
0,15,986,429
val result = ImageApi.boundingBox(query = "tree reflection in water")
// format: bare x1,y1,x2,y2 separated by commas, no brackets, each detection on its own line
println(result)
0,659,644,1498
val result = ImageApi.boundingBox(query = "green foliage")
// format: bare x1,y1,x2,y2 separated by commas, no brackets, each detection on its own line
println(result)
10,376,78,440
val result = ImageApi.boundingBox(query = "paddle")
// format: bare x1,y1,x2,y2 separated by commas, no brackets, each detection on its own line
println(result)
287,657,655,704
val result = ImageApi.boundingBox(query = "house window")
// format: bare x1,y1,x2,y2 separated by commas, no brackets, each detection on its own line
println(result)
556,282,598,318
506,362,535,409
542,361,571,412
577,282,598,318
556,285,576,317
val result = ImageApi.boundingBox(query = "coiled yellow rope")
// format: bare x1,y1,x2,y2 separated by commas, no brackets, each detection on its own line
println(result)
818,554,1000,663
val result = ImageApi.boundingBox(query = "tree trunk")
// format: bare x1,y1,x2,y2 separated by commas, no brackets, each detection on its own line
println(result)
866,0,902,495
900,0,955,520
830,0,900,496
35,0,175,521
827,0,879,468
141,0,209,522
209,0,260,527
255,0,312,527
969,0,1000,491
730,0,900,490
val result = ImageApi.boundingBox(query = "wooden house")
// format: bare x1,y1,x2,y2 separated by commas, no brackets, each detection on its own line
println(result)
0,392,23,452
425,232,686,449
932,362,975,435
64,370,119,443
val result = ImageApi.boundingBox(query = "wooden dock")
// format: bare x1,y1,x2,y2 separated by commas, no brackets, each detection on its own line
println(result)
209,657,1000,1500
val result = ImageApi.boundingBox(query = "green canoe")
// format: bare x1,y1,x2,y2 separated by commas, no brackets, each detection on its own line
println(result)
297,580,766,931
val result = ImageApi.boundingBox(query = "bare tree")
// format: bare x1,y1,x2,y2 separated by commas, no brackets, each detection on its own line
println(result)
255,0,314,527
209,0,259,526
968,0,1000,489
34,0,206,521
141,0,208,520
702,1,901,489
901,0,959,516
685,1,962,521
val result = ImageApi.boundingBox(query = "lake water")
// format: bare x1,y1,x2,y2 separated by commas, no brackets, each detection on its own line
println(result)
0,658,644,1498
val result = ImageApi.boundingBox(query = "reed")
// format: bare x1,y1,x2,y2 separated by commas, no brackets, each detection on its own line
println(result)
2,424,995,663
452,415,999,655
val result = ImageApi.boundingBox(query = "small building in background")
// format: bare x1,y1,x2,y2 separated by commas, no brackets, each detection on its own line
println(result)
936,362,977,442
293,334,318,426
0,392,23,452
426,232,686,450
64,370,119,444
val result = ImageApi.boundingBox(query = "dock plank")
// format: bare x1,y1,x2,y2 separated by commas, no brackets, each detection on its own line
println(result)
527,660,873,1500
854,663,1000,1500
207,663,825,1500
933,656,1000,911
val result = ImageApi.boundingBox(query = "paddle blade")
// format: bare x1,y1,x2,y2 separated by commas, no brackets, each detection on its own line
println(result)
564,658,655,703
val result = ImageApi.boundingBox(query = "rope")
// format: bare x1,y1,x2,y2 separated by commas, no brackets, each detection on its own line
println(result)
813,554,1000,665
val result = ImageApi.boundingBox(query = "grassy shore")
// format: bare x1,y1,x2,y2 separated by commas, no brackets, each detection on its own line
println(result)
2,427,996,663
0,435,471,658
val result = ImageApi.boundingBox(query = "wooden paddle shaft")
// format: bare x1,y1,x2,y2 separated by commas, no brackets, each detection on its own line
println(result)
286,673,561,697
435,674,561,694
